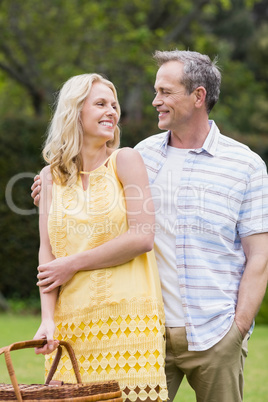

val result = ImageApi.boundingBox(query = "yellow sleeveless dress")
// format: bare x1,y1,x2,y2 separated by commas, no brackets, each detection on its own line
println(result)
46,150,168,401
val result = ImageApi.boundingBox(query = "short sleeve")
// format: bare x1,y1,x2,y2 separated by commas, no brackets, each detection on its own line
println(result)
238,161,268,237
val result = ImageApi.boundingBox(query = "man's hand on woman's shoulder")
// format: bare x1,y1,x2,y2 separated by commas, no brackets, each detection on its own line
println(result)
31,174,41,206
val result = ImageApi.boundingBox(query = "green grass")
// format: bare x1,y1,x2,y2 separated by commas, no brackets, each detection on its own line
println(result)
0,314,267,401
0,314,44,383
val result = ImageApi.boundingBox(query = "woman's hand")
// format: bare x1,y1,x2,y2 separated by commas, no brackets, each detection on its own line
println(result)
33,320,59,355
37,256,76,293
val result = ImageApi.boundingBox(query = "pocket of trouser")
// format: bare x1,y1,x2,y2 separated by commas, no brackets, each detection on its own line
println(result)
233,320,244,342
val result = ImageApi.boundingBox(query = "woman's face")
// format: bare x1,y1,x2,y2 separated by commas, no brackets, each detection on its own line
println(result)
80,82,119,144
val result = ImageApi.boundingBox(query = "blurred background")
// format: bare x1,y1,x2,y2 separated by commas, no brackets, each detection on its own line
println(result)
0,0,267,321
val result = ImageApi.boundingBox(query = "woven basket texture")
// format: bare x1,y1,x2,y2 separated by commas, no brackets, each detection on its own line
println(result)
0,381,122,401
0,340,122,402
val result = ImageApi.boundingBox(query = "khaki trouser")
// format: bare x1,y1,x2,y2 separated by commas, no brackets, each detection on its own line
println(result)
165,321,249,402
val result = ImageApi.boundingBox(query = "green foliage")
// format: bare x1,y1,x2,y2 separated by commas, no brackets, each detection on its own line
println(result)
0,0,267,136
211,60,268,135
7,297,41,315
256,290,268,325
0,118,46,298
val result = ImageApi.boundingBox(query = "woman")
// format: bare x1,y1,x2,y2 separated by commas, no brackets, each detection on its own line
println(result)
34,73,167,402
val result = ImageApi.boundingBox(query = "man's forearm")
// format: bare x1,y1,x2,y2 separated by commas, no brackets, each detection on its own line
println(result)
235,254,268,337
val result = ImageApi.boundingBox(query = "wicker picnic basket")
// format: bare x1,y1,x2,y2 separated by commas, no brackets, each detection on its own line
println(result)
0,339,123,402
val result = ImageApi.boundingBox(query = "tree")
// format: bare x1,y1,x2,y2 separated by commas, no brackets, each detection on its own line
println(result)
0,0,235,121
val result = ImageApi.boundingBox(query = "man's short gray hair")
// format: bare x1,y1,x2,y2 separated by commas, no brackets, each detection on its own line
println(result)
153,50,221,113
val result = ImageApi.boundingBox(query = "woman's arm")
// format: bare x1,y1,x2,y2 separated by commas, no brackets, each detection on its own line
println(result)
37,148,155,293
33,166,59,354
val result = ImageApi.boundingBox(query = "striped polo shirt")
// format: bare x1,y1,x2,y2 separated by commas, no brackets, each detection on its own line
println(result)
135,120,268,351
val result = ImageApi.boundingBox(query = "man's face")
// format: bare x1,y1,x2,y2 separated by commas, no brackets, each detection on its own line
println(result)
152,61,196,134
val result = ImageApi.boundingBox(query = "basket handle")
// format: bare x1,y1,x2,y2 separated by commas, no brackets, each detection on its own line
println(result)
0,339,82,402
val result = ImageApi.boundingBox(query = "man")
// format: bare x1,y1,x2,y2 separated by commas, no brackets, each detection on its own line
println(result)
31,50,268,401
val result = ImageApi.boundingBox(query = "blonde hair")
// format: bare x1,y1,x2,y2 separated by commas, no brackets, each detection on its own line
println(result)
43,73,121,186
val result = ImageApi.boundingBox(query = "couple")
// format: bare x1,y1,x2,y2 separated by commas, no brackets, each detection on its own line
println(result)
32,50,268,402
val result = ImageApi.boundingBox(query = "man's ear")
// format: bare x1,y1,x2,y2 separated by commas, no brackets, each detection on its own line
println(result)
194,86,207,108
